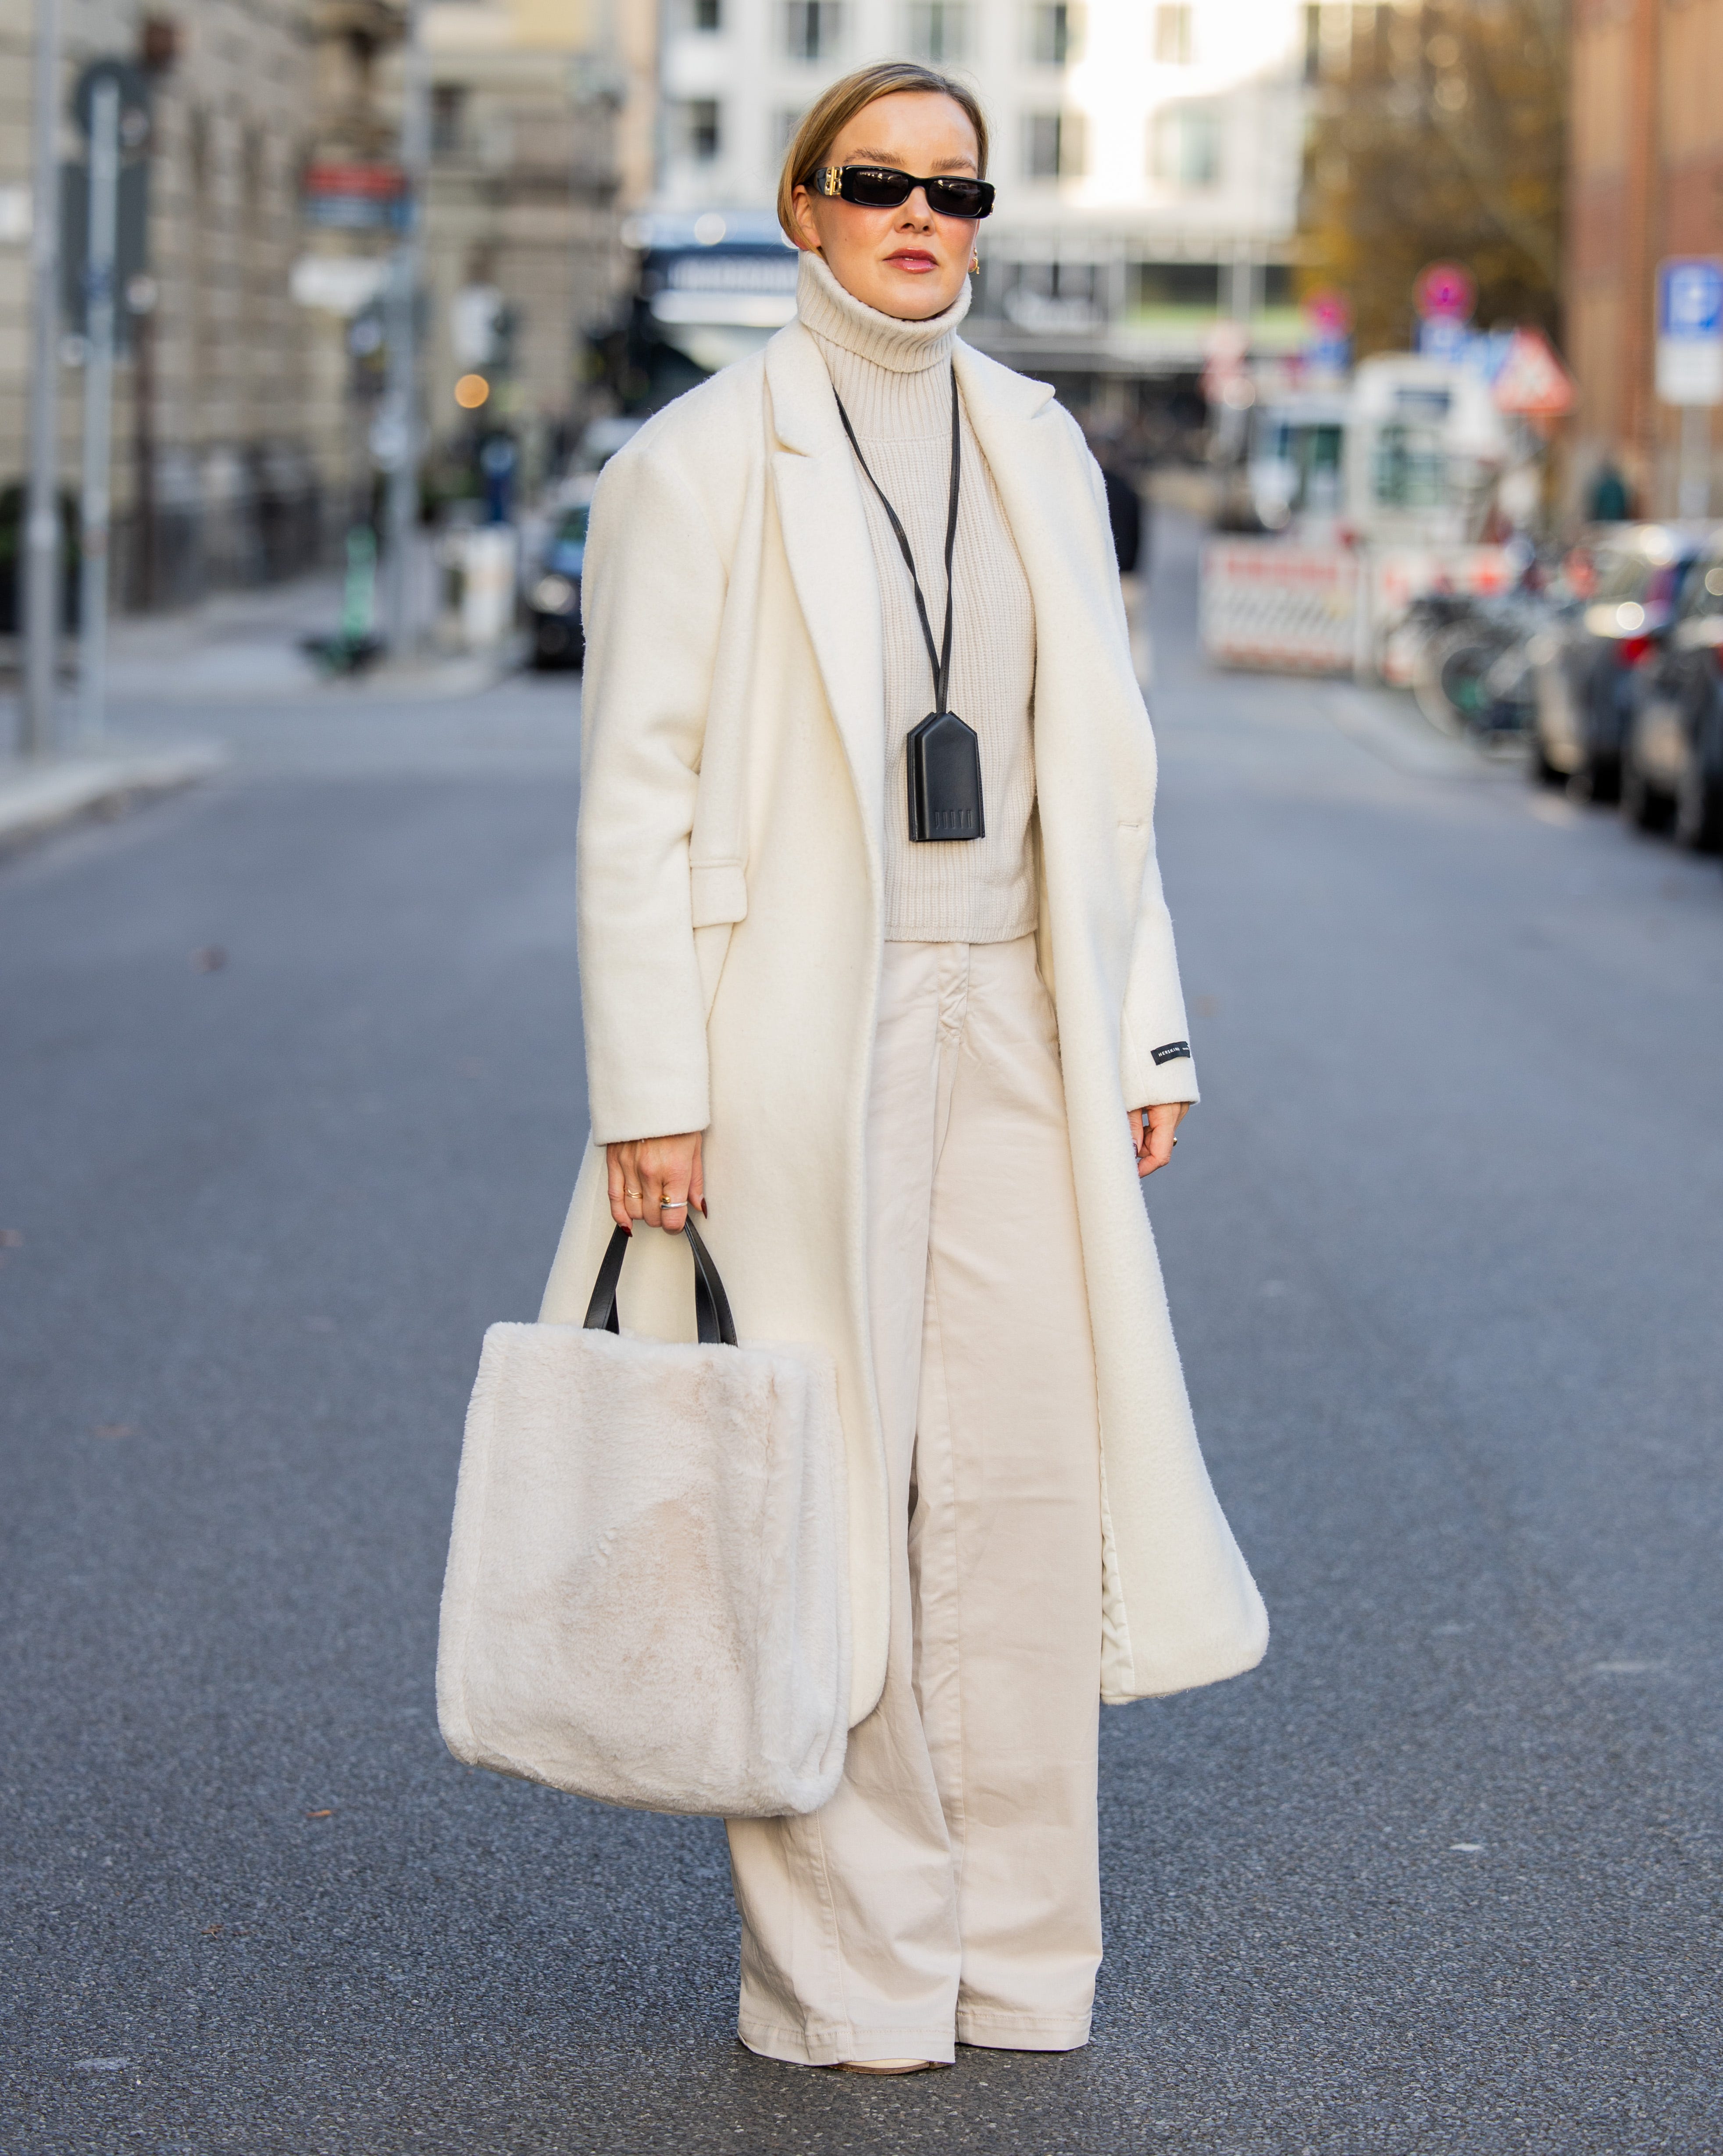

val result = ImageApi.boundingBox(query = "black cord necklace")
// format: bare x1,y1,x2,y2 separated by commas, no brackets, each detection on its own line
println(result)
832,366,985,842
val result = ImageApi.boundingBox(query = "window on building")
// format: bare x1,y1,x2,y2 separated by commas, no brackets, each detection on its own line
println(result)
692,0,722,26
1132,261,1221,311
1024,110,1087,179
241,124,264,209
905,1,968,61
1151,104,1222,189
682,98,721,162
1153,4,1192,63
785,1,843,60
432,84,467,158
1028,2,1082,65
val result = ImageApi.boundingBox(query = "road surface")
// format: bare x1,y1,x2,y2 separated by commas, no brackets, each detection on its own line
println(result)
3,518,1719,2152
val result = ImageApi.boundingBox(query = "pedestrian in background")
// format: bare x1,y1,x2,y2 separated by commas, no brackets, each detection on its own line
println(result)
539,60,1266,2074
1089,427,1154,687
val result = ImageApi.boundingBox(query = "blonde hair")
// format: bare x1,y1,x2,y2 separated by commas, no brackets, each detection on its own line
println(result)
776,61,991,243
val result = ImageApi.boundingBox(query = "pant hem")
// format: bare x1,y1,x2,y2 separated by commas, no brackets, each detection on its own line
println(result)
956,2010,1092,2053
738,2016,957,2069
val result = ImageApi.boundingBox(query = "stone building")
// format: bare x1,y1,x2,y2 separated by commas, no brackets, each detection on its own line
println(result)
1569,0,1723,515
0,0,334,612
0,0,650,621
414,0,655,492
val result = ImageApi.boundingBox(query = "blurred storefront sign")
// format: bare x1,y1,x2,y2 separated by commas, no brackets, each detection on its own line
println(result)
289,256,388,316
301,162,409,231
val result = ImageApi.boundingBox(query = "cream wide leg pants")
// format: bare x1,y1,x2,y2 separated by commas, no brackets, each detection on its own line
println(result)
727,935,1105,2067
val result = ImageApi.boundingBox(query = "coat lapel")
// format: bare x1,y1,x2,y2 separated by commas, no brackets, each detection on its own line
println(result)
952,342,1141,725
763,324,887,872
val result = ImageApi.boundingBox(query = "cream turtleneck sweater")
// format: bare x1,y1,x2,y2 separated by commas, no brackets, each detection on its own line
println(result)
798,250,1038,944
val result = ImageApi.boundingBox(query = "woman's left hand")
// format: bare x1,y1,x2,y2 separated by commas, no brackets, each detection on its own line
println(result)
1130,1102,1190,1177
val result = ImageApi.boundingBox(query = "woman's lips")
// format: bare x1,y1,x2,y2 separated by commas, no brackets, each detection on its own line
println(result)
886,250,938,272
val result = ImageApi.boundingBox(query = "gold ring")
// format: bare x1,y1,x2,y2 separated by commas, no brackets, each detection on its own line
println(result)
625,1188,642,1199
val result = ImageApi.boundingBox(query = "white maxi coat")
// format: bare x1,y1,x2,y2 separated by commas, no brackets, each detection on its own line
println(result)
540,318,1268,1727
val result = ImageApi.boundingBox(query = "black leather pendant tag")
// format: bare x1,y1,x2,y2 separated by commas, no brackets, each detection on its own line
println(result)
907,711,985,842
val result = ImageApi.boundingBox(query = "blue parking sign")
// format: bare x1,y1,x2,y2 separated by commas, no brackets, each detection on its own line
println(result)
1659,258,1723,339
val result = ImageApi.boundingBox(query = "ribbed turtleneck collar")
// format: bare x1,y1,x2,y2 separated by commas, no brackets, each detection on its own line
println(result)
796,248,970,375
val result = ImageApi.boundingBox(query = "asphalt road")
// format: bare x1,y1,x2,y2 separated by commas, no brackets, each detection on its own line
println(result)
4,518,1721,2154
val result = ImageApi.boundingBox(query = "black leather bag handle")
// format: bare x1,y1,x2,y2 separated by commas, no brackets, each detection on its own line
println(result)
581,1214,738,1348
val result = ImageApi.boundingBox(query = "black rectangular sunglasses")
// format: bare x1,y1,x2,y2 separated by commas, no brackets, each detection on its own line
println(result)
809,164,995,219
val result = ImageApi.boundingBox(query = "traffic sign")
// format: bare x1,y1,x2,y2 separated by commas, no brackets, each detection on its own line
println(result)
1414,262,1476,322
58,159,148,349
1417,316,1471,361
1491,328,1575,418
1304,289,1352,335
1656,257,1723,405
71,58,150,154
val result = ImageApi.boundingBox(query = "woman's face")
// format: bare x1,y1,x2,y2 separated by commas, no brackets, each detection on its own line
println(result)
790,92,982,322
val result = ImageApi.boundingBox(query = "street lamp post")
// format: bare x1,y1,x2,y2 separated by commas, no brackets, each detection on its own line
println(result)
21,0,62,760
382,0,429,656
76,75,120,745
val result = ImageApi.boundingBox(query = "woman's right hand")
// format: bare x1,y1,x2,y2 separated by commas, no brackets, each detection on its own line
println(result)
607,1132,705,1233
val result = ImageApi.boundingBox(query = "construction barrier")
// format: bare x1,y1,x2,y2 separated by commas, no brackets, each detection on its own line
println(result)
1201,537,1517,681
1200,540,1359,674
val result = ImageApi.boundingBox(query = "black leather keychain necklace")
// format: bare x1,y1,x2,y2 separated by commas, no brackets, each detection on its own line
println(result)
833,368,985,842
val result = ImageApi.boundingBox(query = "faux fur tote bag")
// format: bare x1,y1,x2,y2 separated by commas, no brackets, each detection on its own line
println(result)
436,1216,850,1818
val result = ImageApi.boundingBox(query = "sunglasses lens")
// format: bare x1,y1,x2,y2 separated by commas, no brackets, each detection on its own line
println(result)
927,179,990,216
845,167,911,207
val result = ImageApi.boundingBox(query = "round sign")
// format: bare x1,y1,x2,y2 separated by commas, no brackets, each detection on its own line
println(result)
1414,261,1476,322
72,59,152,154
1303,288,1353,334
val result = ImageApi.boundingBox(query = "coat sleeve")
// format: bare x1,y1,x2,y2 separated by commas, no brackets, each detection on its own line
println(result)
1118,825,1198,1110
576,440,728,1144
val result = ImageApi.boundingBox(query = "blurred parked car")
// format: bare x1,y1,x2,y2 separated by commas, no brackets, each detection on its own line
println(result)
1619,539,1723,850
1527,525,1706,798
527,499,589,670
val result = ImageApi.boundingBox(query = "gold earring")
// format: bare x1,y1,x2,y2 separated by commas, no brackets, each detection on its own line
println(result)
970,252,980,275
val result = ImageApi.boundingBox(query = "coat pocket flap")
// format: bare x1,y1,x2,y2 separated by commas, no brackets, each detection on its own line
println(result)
691,860,748,928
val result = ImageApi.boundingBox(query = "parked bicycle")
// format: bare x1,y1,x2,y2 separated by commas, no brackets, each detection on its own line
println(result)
1408,580,1549,745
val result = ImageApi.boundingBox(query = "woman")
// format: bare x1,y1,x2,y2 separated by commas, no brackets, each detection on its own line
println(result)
540,61,1266,2074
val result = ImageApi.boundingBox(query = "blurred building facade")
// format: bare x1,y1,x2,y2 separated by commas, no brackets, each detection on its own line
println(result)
1569,0,1721,517
0,0,331,612
410,0,653,496
0,0,650,617
651,0,1311,426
